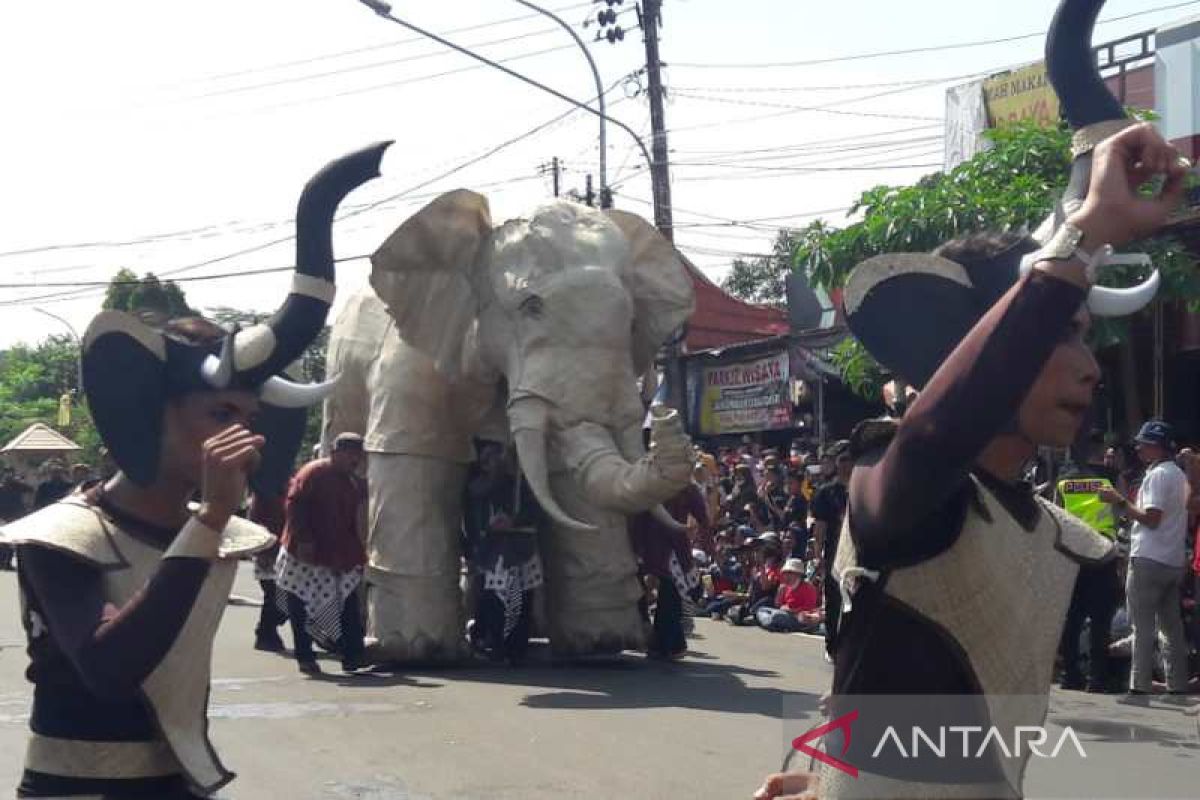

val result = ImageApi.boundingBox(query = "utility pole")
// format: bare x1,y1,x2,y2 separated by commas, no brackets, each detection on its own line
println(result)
539,157,562,197
641,0,673,242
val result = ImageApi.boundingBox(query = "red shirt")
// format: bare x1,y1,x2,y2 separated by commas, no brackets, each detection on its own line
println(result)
281,459,366,572
778,581,820,613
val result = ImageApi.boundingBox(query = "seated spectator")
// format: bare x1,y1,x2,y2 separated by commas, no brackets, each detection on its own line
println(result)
725,539,782,625
756,558,823,633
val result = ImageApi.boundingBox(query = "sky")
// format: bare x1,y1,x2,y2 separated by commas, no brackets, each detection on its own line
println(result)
0,0,1194,347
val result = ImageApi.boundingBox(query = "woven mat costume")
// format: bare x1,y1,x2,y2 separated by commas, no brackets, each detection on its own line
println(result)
1,142,389,799
820,2,1157,797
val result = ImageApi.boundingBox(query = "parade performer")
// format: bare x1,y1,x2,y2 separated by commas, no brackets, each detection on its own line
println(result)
755,0,1186,795
1,142,389,799
630,483,708,659
466,442,545,664
277,432,370,675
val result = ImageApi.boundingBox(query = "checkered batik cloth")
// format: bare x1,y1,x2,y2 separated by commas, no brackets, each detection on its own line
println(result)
483,554,544,640
274,548,362,647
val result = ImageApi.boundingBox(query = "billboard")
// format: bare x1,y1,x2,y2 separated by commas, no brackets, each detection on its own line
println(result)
983,61,1061,128
691,350,792,435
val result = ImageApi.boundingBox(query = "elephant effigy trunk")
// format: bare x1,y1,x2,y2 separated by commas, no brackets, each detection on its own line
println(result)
556,406,693,515
508,396,598,532
613,419,690,533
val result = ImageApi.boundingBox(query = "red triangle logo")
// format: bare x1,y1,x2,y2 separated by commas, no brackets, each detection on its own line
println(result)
791,709,859,778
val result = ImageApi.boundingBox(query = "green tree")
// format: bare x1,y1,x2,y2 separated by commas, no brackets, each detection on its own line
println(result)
792,119,1200,429
103,269,194,316
721,229,803,307
0,335,101,464
103,268,139,312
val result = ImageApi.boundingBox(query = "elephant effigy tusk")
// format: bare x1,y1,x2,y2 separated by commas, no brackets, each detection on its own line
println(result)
1087,270,1160,317
512,427,598,532
258,374,340,408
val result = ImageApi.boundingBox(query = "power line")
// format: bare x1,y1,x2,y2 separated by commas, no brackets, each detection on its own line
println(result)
166,1,595,86
0,82,625,307
173,7,639,106
670,72,988,94
671,160,943,183
2,89,625,267
671,0,1199,69
0,256,373,290
241,42,582,115
669,123,944,157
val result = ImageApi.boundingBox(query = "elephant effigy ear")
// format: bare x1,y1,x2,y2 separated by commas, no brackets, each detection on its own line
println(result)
81,312,169,486
370,189,492,380
605,210,695,375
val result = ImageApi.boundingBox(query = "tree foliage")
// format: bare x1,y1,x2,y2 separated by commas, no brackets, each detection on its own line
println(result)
787,119,1200,403
0,335,101,463
103,269,195,317
721,229,804,307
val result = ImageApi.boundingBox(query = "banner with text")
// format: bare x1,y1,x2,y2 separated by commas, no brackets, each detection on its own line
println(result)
983,61,1060,128
694,351,792,435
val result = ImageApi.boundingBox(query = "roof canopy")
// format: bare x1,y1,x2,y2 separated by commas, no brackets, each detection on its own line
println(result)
682,258,789,351
1,423,82,455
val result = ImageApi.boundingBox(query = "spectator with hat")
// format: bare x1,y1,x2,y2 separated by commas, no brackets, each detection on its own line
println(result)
755,558,823,633
1100,420,1191,695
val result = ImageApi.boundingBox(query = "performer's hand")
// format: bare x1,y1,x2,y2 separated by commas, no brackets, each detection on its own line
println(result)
1097,487,1127,506
753,770,821,800
1071,122,1189,249
197,425,265,531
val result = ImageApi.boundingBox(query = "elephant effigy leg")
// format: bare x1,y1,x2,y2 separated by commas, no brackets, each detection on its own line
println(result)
365,452,469,664
540,472,647,659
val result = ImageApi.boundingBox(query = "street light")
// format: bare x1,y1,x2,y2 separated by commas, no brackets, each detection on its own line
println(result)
355,0,652,207
511,1,609,206
32,307,81,345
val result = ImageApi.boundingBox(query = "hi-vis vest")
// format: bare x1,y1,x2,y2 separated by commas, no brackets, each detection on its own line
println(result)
1057,477,1118,540
2,498,273,796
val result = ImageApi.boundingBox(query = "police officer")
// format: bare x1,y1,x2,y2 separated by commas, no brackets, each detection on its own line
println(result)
1057,460,1122,692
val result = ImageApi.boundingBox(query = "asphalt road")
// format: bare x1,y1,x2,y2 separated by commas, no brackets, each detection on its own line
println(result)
0,566,1193,799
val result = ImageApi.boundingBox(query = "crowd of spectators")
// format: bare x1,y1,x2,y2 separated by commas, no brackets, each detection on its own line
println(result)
667,436,852,654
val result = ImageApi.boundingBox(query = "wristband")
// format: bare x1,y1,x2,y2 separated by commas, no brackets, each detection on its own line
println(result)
164,517,222,560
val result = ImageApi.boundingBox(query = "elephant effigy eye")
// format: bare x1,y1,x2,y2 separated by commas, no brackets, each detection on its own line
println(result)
519,295,545,318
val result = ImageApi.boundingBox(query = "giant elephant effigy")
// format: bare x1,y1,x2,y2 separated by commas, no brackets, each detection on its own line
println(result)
323,191,696,662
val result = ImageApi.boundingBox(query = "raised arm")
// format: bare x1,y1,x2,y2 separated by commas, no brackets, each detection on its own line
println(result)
851,123,1187,552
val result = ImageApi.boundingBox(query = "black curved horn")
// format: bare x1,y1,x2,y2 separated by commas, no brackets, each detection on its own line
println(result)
1044,0,1127,220
237,141,393,388
1046,0,1123,128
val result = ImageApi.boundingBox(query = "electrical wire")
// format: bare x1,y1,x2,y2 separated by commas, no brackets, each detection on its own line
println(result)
0,81,627,307
352,0,654,173
671,0,1198,69
173,7,639,105
2,87,626,267
168,1,596,86
670,72,989,94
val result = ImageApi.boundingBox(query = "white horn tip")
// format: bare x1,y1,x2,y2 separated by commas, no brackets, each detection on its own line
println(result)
1088,270,1160,317
259,374,340,408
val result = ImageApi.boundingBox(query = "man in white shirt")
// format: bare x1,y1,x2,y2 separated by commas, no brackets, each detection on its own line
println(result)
1100,420,1191,694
